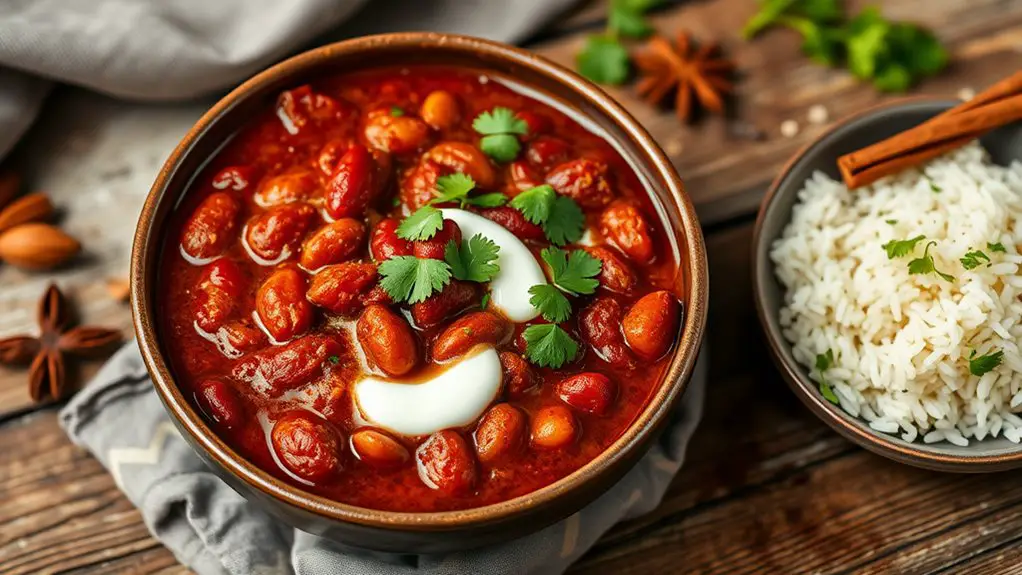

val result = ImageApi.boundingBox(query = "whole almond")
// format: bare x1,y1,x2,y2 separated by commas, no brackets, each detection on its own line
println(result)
0,193,53,234
0,223,80,270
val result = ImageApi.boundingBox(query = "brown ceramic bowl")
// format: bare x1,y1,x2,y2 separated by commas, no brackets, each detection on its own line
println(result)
131,33,708,552
753,98,1022,473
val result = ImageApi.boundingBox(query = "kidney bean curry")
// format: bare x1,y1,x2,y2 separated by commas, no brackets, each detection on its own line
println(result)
160,67,685,512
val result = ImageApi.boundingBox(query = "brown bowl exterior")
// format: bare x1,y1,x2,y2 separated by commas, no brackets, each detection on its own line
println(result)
131,33,708,551
753,98,1022,473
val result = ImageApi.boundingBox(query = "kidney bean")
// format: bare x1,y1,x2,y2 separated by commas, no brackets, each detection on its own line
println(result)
232,334,343,396
181,192,241,260
623,291,681,360
413,219,462,260
276,85,344,135
400,159,443,210
194,258,246,332
599,200,655,264
420,91,460,130
546,159,615,209
360,284,393,307
351,428,410,468
582,246,637,294
578,297,635,369
556,373,617,416
474,403,526,465
505,161,543,196
316,140,350,176
324,144,376,219
499,351,539,397
256,267,314,342
196,379,246,428
432,312,511,362
416,430,476,494
271,411,344,482
423,141,496,189
255,170,320,207
525,136,572,172
411,280,479,328
300,219,366,270
219,320,265,354
479,207,545,241
357,304,419,376
515,111,550,138
306,262,378,316
364,113,430,154
212,165,257,192
370,218,413,261
530,405,578,449
245,203,317,263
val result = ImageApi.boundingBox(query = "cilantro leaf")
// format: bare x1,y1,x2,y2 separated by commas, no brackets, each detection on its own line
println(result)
544,196,586,246
542,247,602,295
378,256,452,304
466,193,509,208
390,106,405,117
445,234,501,283
886,23,948,77
777,15,845,66
907,241,954,282
882,235,926,259
960,249,991,271
988,242,1007,253
885,219,898,225
510,185,556,225
473,107,529,136
327,355,340,364
480,133,522,162
873,62,912,92
431,173,476,205
479,292,491,310
577,35,630,85
397,206,444,241
846,6,889,79
969,349,1004,377
814,349,839,405
523,323,579,369
743,0,798,39
927,177,942,193
528,284,573,323
609,4,653,38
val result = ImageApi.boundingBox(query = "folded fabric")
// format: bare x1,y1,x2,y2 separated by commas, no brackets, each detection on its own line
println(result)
60,343,705,574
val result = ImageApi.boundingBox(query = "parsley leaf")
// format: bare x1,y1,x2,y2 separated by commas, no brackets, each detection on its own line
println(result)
378,256,452,304
510,185,556,225
576,35,631,85
480,134,521,162
397,206,444,241
528,284,573,323
907,241,954,282
969,349,1004,377
544,196,586,246
988,242,1007,253
542,247,602,295
960,249,991,271
473,108,529,136
523,323,579,369
444,234,501,283
814,348,840,405
882,234,926,259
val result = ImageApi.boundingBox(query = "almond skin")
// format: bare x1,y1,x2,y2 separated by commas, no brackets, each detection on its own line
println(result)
0,193,53,234
0,223,80,270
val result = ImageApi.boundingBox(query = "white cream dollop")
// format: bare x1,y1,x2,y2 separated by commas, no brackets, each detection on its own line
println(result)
353,346,502,436
440,208,546,322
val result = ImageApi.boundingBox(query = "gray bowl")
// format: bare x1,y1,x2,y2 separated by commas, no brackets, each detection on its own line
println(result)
753,98,1022,472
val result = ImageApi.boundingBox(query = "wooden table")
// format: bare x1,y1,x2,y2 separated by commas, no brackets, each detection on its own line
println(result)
2,1,1022,572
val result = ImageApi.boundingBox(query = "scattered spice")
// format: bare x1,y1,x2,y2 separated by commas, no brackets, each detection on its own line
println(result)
632,31,735,122
0,284,121,402
780,119,800,138
807,104,829,125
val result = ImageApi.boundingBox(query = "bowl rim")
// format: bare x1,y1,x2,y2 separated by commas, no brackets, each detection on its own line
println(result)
752,96,1022,472
131,32,709,529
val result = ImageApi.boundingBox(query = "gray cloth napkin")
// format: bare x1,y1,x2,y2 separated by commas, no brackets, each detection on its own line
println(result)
59,343,706,575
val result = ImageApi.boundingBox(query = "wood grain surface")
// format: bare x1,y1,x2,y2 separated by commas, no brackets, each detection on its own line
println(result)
2,0,1022,573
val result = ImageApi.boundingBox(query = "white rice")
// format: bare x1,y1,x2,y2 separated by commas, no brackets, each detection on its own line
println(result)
772,142,1022,445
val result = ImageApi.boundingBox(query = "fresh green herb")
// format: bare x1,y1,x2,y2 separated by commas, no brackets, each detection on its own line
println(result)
391,196,402,208
882,234,926,259
988,242,1007,253
390,106,405,117
396,206,444,241
444,234,501,283
473,107,529,162
378,256,452,304
430,173,509,209
885,219,898,225
509,184,585,246
907,241,954,282
969,349,1004,377
926,177,942,193
575,0,662,85
479,134,521,163
743,0,842,39
327,355,340,364
522,323,580,369
814,348,840,405
541,247,602,295
528,284,573,323
479,292,491,310
960,249,991,271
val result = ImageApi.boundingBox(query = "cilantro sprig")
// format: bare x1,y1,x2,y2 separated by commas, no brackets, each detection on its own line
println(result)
396,206,444,241
882,235,926,259
378,256,452,304
473,108,529,162
576,0,662,85
814,349,840,405
430,174,508,209
522,324,580,369
969,349,1004,377
988,242,1007,253
445,234,501,283
960,249,991,271
908,241,954,282
510,185,585,246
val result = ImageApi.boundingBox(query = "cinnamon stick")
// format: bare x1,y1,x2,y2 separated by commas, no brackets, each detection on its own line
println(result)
838,71,1022,188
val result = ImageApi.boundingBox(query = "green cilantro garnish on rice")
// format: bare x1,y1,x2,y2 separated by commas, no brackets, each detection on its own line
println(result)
907,241,954,282
988,242,1007,253
881,235,925,259
814,349,840,405
969,349,1004,377
960,249,991,271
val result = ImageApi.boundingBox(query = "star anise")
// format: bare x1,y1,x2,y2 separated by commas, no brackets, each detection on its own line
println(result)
0,283,121,402
633,31,736,122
